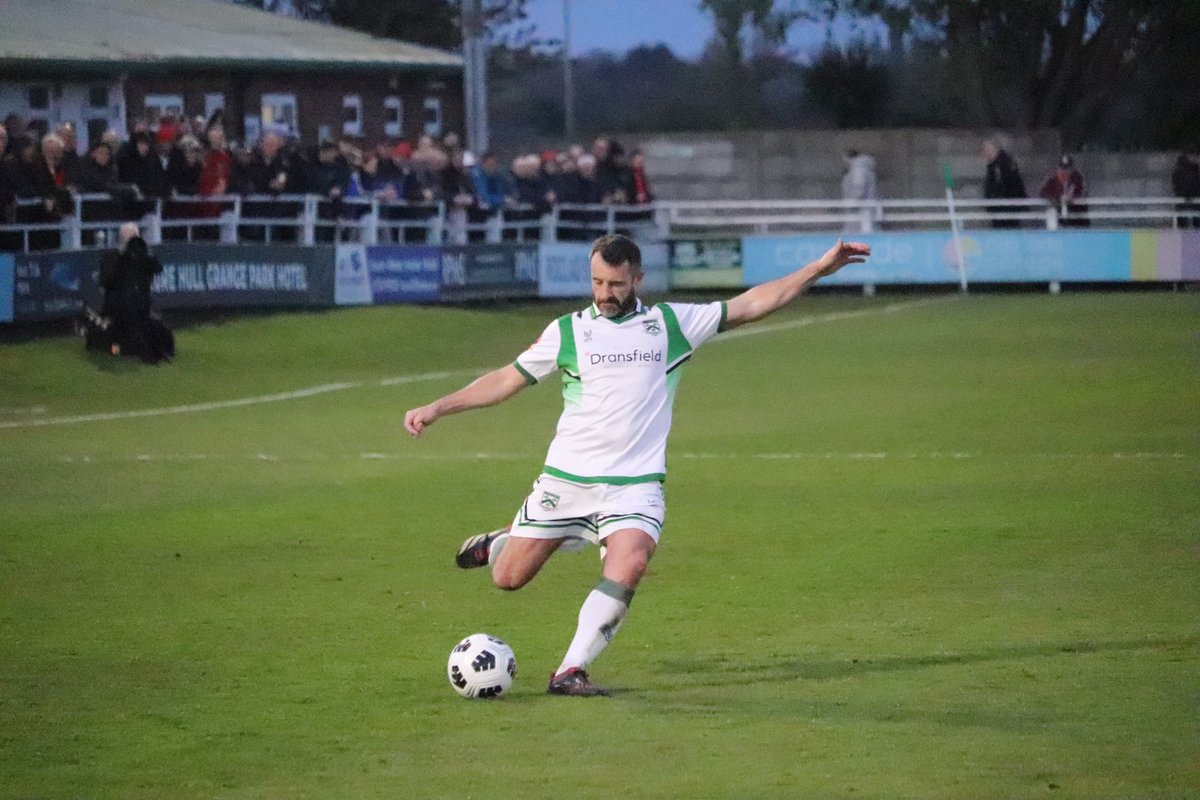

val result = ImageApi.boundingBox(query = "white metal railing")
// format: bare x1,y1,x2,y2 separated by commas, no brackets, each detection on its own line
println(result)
0,197,75,252
552,203,659,235
662,196,1199,234
1,193,1196,253
1058,196,1192,226
0,194,654,252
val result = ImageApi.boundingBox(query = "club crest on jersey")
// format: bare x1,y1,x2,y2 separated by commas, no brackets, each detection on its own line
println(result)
539,491,561,510
642,319,662,335
583,328,593,342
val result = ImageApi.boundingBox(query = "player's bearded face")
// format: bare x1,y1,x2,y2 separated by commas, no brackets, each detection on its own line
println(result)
591,257,642,319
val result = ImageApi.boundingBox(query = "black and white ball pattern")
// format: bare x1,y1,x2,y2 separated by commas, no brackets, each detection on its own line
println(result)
447,633,517,699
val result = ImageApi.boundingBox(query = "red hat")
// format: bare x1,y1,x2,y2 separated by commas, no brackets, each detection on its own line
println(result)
156,124,177,144
392,141,413,159
540,149,558,162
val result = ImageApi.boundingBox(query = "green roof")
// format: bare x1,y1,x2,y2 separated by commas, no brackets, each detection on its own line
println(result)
0,0,463,72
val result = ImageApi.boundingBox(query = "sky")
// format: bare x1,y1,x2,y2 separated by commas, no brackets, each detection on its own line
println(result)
510,0,877,61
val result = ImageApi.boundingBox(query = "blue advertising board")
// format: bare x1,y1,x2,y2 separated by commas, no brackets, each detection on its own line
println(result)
743,230,1134,285
538,242,591,298
540,240,668,299
369,245,442,304
0,253,13,322
152,244,335,309
334,244,441,304
334,244,372,305
11,250,101,321
439,244,539,302
638,240,671,294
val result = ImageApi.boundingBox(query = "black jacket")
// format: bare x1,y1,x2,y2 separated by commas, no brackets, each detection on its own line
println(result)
100,237,162,323
984,150,1027,200
243,152,293,195
71,154,117,194
1172,155,1200,199
167,151,202,196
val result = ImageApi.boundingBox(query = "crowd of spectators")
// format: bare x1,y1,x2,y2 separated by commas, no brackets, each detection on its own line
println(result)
6,109,1194,241
0,111,655,231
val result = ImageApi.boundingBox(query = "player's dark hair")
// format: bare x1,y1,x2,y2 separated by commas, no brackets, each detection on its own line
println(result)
590,234,642,274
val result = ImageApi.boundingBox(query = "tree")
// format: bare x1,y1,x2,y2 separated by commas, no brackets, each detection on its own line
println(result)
804,39,889,127
697,1,815,128
827,0,1178,146
698,0,776,66
1122,2,1200,150
488,44,739,141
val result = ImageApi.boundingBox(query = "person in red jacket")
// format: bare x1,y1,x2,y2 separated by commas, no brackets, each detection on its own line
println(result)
1039,155,1089,228
630,149,653,205
196,124,232,233
198,124,231,198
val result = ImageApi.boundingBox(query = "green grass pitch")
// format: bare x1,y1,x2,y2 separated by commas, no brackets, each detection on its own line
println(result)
1,291,1197,799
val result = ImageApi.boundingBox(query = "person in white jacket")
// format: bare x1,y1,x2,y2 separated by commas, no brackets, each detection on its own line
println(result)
841,149,878,232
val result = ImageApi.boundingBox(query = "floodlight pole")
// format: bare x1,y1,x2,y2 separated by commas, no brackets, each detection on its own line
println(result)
462,0,490,155
563,0,575,139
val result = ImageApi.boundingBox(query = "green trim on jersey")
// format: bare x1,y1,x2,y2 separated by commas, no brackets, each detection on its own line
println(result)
589,303,647,324
665,366,684,398
517,515,600,533
656,303,694,370
512,361,537,385
555,314,582,406
561,373,583,407
595,577,636,605
718,301,729,332
597,512,663,532
543,465,666,485
556,315,578,374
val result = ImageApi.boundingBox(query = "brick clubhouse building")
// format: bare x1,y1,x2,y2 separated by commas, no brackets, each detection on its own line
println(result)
0,0,464,151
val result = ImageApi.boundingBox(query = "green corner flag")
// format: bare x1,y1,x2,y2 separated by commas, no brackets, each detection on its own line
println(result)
941,164,955,190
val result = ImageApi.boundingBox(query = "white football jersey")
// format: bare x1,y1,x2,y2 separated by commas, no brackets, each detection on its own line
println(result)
513,298,726,484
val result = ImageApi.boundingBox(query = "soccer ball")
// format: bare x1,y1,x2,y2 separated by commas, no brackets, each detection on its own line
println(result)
447,633,517,699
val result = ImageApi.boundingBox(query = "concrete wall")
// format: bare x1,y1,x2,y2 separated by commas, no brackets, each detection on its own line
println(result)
606,129,1181,201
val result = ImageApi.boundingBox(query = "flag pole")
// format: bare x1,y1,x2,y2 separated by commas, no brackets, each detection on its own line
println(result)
943,164,968,294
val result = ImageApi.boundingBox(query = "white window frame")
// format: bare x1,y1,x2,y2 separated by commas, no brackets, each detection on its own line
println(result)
342,94,363,136
144,93,184,125
261,92,298,137
204,93,225,124
383,96,403,138
422,97,443,137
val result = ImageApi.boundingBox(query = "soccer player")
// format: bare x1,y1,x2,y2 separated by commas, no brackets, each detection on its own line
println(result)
404,234,870,696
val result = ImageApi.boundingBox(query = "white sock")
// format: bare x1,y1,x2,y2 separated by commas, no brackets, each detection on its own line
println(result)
555,578,634,676
486,532,510,565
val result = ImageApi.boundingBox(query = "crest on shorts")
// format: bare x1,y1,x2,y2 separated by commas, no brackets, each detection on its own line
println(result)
539,491,561,510
642,319,661,335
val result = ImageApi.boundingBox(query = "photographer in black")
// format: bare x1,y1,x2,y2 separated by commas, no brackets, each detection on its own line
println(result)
92,222,174,363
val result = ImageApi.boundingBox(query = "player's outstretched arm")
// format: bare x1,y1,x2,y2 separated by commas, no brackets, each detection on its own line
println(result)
404,364,529,437
723,239,870,330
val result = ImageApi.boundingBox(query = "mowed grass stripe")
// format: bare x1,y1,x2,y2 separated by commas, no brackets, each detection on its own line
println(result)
0,297,946,430
0,370,479,430
1,449,1193,465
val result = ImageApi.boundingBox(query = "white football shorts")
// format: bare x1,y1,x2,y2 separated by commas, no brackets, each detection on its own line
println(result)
509,474,665,546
